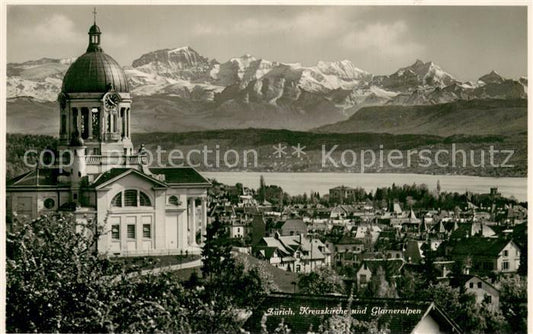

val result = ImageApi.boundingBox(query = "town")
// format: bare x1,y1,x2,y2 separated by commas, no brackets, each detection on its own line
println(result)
5,8,527,333
205,177,527,331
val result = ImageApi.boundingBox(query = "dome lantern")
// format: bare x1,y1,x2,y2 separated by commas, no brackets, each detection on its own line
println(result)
87,8,102,52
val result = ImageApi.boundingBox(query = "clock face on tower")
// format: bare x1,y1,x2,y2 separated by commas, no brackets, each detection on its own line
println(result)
103,92,120,110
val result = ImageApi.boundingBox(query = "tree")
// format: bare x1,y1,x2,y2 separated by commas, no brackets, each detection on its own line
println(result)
297,266,344,295
419,283,487,332
396,270,417,299
6,213,191,332
499,276,527,333
364,266,397,298
420,243,439,285
198,215,272,332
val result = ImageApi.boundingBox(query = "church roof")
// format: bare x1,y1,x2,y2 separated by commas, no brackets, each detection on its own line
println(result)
7,168,69,188
62,23,129,93
62,51,129,93
149,167,210,185
90,167,210,189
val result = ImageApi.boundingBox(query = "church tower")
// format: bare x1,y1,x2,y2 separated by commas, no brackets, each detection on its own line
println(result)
58,10,133,180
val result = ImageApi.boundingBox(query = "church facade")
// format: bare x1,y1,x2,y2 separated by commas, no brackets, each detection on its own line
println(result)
6,19,210,256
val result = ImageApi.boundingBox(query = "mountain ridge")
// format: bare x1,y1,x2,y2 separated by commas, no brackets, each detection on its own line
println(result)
6,47,528,131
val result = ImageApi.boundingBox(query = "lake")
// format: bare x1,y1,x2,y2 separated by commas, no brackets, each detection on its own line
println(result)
202,172,528,202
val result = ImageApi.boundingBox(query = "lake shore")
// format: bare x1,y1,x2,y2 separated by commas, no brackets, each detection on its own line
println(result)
202,171,528,202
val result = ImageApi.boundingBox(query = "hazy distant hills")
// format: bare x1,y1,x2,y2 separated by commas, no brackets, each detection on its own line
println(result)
6,46,528,134
315,99,527,137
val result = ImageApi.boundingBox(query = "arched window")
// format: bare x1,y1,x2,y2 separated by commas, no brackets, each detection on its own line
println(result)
111,192,122,207
112,190,152,208
168,195,180,206
139,192,151,206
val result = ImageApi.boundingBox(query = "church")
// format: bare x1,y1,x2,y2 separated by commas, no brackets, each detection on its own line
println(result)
6,17,210,256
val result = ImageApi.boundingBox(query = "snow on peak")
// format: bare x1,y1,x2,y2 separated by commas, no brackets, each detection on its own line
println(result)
315,60,370,81
168,46,195,54
479,70,505,85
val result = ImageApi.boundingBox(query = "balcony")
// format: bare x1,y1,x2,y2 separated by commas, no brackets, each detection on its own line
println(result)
85,155,142,166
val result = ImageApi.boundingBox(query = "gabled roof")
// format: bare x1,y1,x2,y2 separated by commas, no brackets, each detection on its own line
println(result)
280,219,306,230
7,168,68,187
449,222,496,239
450,238,516,257
255,246,279,259
149,167,210,185
358,258,405,276
259,235,329,260
334,234,364,245
450,274,499,294
91,168,168,189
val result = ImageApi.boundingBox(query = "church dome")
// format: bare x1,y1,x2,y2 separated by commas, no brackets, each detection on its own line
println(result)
61,23,129,93
62,52,129,93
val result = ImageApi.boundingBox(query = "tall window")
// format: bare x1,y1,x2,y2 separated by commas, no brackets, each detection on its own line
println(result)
121,108,126,137
91,108,100,138
127,224,136,239
81,108,89,139
107,113,111,132
60,114,67,134
143,224,151,238
72,108,78,132
112,114,117,132
112,225,120,240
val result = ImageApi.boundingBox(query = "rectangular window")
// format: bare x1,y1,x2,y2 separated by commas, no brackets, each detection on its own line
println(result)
503,261,509,270
296,265,301,272
112,225,120,240
503,250,508,257
143,224,151,238
478,282,482,289
469,282,474,288
127,224,136,239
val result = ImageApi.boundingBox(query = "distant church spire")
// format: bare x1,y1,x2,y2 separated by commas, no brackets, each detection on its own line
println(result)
87,7,102,52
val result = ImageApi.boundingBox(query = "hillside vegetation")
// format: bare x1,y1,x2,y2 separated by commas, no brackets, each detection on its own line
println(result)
316,99,527,137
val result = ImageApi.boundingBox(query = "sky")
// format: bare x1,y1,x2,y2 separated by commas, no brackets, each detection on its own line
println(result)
6,5,528,81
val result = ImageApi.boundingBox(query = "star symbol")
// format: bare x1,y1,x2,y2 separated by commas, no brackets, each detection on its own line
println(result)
292,143,306,158
272,143,287,158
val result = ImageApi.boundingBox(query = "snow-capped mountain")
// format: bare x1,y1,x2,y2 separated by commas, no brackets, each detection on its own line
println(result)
6,49,527,131
372,59,456,92
211,54,277,88
479,70,505,85
131,46,214,81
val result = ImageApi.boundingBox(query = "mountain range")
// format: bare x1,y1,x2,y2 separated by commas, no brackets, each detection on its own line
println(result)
6,46,528,134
